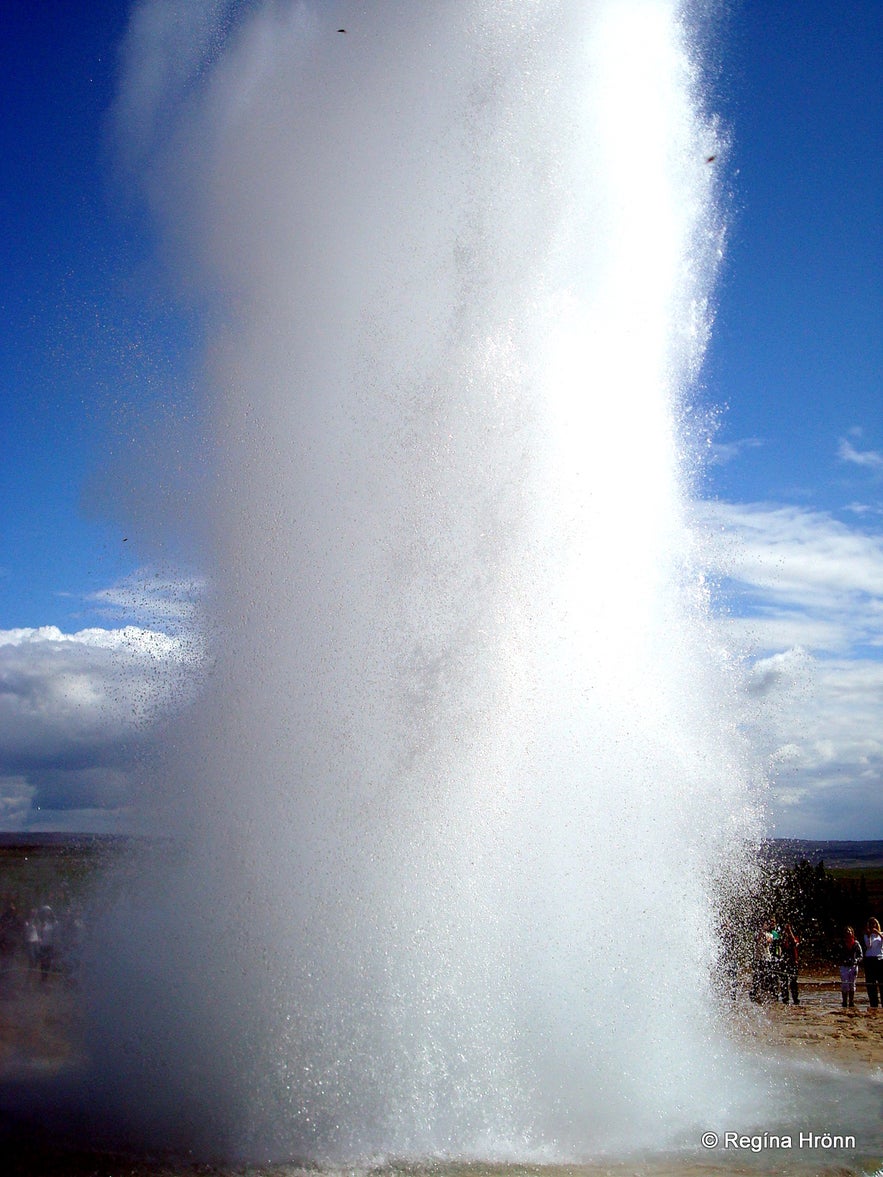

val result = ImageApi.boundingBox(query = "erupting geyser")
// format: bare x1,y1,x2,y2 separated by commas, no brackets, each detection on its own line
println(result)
87,0,764,1163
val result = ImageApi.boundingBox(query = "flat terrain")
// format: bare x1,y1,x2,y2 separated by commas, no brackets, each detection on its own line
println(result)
739,975,883,1071
0,966,882,1176
0,969,82,1078
1,838,883,1175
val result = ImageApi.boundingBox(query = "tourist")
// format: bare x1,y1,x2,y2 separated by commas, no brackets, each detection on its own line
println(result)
23,909,40,982
57,906,86,985
780,922,800,1005
838,926,863,1008
37,906,57,983
749,921,775,1002
863,918,883,1009
0,899,22,979
769,920,785,999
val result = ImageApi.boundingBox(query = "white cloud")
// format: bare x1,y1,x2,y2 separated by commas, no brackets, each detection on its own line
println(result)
696,500,883,836
844,501,883,518
0,622,201,831
698,501,883,654
838,436,883,473
0,775,36,829
707,436,763,466
750,654,883,838
1,623,188,657
745,646,812,697
88,570,206,632
5,497,882,839
725,613,853,657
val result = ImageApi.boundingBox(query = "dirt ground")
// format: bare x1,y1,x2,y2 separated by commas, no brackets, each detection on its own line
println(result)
734,968,883,1074
0,965,83,1079
3,965,880,1080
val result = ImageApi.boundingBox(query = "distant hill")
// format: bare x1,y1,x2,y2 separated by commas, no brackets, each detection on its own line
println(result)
764,839,883,871
2,831,883,872
0,832,133,853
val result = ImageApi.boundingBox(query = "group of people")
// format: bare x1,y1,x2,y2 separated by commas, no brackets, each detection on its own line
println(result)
749,920,801,1004
0,897,80,986
749,916,883,1009
839,919,883,1008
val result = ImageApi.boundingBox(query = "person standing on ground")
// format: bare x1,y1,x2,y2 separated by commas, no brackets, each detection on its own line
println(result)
23,909,40,982
863,917,883,1009
37,906,56,983
769,920,784,998
750,921,775,1001
839,926,863,1008
0,899,21,979
780,922,800,1005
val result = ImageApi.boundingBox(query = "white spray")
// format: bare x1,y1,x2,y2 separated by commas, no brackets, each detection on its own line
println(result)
89,0,764,1162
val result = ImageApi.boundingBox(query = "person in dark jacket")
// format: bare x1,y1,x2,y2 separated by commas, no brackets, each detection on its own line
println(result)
780,922,800,1005
0,899,22,979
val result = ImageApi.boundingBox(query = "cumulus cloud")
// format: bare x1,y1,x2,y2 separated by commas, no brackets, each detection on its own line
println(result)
745,646,812,698
0,623,199,831
699,501,883,654
697,500,883,836
745,654,883,839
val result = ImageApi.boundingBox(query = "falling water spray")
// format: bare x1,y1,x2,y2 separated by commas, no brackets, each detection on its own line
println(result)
86,0,765,1162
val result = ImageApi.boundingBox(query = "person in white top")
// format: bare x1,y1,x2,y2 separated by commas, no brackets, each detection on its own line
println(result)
863,917,883,1009
37,906,56,983
23,910,40,981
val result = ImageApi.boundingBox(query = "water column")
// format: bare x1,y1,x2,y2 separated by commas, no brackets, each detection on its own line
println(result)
92,0,762,1160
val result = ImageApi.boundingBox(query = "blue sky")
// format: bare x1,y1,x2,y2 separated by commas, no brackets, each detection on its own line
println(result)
1,0,881,836
2,3,148,631
706,1,882,515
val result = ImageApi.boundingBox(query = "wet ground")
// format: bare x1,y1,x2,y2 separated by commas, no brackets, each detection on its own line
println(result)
2,966,883,1176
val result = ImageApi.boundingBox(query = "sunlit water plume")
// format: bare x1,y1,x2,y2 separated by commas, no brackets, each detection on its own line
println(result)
82,0,775,1164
